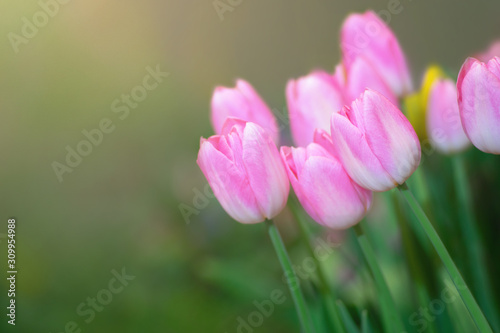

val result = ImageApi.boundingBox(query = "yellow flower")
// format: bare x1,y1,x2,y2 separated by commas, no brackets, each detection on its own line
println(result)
404,65,447,141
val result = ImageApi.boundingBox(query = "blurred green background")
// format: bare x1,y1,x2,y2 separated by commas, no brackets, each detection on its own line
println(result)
1,1,500,332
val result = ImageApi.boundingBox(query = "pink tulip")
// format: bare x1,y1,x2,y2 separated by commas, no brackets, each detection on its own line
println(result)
340,10,412,97
286,70,346,147
457,57,500,154
329,90,421,192
345,55,397,105
281,130,372,229
211,79,279,143
197,118,289,223
475,40,500,62
426,78,470,154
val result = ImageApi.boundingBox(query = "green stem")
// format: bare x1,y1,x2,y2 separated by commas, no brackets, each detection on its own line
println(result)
452,155,499,332
407,166,440,257
410,164,431,205
361,309,372,333
353,223,406,333
397,183,492,333
289,200,346,333
266,219,315,333
390,191,437,333
336,300,361,333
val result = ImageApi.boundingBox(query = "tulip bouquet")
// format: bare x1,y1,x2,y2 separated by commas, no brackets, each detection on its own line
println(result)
197,10,500,333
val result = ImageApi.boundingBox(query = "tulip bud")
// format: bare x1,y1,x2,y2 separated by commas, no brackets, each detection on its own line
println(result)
197,118,289,223
286,70,345,147
457,57,500,154
426,78,470,154
280,131,372,229
329,90,421,192
211,79,279,143
340,10,412,97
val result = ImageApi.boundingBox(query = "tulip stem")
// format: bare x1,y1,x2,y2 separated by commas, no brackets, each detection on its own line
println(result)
266,219,315,333
452,155,499,332
397,182,492,333
288,200,346,333
387,190,437,333
353,222,406,333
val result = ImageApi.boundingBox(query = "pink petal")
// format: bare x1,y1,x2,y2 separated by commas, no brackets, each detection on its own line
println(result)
458,59,500,154
486,57,500,80
211,80,279,143
282,143,371,229
346,56,398,105
354,90,421,184
197,138,263,223
299,153,372,229
242,123,290,219
426,79,470,154
340,11,412,96
286,71,345,146
330,109,396,191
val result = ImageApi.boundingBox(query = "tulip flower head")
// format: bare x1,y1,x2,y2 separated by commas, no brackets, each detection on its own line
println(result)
329,89,421,192
197,118,289,223
281,130,372,229
211,79,279,143
340,11,412,97
286,70,346,147
457,57,500,154
426,78,470,154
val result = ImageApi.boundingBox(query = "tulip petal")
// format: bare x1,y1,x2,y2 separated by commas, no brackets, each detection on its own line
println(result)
312,128,337,158
286,79,316,147
286,71,345,146
354,90,421,184
242,123,290,219
340,11,412,96
197,138,263,223
330,108,396,191
346,56,398,105
458,59,500,154
281,146,322,222
486,57,500,80
236,80,280,140
301,155,372,229
211,80,279,143
211,86,250,134
282,144,371,229
457,58,477,94
426,79,470,154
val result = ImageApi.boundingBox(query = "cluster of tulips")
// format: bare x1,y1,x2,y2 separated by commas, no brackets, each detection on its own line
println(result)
197,10,499,333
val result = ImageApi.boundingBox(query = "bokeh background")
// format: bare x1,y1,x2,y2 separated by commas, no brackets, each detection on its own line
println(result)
1,0,500,332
